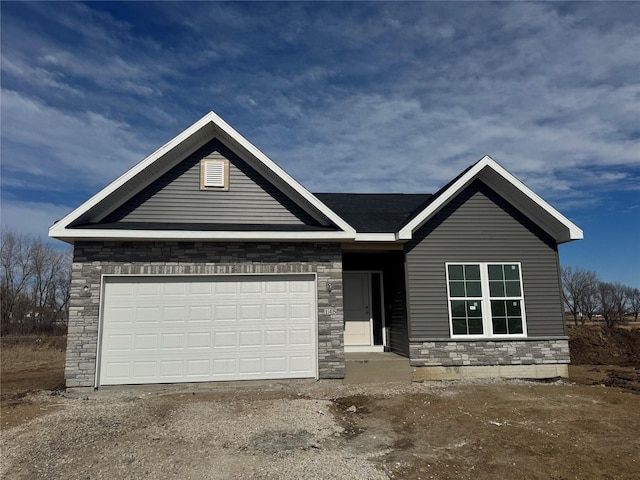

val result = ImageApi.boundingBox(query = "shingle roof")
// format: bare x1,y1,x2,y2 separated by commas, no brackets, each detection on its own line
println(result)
313,193,433,233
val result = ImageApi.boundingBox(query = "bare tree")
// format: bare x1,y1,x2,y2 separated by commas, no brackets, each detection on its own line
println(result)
1,227,72,335
629,288,640,322
581,279,599,323
597,281,616,328
1,229,35,333
561,266,598,325
609,282,629,324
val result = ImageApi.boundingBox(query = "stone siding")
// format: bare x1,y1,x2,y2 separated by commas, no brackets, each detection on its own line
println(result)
409,339,570,367
67,241,344,388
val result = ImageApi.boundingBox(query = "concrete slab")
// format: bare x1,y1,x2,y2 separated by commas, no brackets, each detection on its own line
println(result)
344,352,411,384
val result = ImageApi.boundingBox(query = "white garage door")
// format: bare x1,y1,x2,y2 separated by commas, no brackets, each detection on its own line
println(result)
98,274,317,386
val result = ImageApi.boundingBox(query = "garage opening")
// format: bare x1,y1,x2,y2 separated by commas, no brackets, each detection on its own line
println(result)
98,274,317,386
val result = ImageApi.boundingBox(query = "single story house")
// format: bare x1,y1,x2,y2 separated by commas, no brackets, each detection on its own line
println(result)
50,111,582,389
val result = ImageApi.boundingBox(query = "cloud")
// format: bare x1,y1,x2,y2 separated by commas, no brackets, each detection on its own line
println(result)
1,1,638,227
0,89,154,192
0,199,72,244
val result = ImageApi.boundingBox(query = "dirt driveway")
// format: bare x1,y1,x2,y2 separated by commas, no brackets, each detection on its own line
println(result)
2,379,639,480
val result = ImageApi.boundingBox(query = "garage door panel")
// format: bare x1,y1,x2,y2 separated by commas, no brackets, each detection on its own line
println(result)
99,275,317,385
240,304,262,320
290,303,313,319
186,359,210,376
187,332,211,349
106,334,132,351
134,334,158,350
289,328,313,345
265,304,286,319
264,356,287,373
239,281,261,294
138,283,161,296
188,282,212,295
137,307,161,323
264,329,287,346
107,307,134,324
215,281,239,295
161,333,185,349
159,360,183,377
289,356,314,372
188,305,212,322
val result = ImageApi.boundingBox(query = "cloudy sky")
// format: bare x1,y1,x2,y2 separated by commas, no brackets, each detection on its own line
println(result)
1,2,639,287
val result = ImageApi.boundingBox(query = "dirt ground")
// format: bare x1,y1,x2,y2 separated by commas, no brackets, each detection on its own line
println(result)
2,329,640,479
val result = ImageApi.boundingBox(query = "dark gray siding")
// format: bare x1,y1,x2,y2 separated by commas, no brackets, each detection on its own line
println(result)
102,139,321,226
405,180,565,340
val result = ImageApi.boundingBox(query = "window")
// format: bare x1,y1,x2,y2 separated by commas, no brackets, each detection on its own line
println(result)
446,263,526,337
200,159,229,190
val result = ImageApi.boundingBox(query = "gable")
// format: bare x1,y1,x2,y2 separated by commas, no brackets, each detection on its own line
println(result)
398,156,583,244
408,180,557,250
98,139,321,226
405,180,565,339
49,111,356,243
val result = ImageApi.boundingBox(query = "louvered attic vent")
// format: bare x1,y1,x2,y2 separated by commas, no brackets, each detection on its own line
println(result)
200,159,229,190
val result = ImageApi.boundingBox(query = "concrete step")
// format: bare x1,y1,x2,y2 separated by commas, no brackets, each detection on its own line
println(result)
344,352,412,384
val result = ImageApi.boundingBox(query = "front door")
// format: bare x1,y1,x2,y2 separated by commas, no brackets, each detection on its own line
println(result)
344,272,372,346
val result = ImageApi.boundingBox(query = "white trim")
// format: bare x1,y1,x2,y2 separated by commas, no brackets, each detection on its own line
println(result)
398,156,583,243
50,111,355,239
354,233,399,242
52,228,355,244
445,262,528,339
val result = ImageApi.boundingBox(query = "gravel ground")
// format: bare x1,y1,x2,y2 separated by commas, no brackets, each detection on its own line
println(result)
1,381,424,480
2,379,639,480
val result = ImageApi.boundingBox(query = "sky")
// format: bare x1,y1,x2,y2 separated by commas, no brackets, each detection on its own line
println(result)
1,1,639,288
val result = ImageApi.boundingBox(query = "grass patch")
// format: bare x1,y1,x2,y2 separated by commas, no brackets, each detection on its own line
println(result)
1,336,66,373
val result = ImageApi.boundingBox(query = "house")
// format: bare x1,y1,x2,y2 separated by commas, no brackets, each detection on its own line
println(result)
49,111,583,389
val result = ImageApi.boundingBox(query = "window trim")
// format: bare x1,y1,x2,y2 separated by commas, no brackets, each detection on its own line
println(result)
200,159,229,191
445,262,527,339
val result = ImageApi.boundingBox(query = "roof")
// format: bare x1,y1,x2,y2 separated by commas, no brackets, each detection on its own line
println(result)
314,193,432,233
49,111,583,245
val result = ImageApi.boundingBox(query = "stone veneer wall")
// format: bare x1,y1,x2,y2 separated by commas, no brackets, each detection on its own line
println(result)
67,241,344,388
409,339,570,367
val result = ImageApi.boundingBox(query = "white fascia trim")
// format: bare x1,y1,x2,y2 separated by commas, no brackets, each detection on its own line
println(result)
49,111,355,236
211,112,355,235
50,228,356,242
398,156,583,242
353,233,399,242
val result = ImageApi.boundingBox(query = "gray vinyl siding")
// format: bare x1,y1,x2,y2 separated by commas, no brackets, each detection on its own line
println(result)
405,180,565,340
102,139,321,226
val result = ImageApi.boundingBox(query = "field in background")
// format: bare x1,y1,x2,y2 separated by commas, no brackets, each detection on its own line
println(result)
1,336,66,392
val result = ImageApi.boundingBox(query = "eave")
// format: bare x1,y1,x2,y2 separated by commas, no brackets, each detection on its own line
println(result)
52,228,357,245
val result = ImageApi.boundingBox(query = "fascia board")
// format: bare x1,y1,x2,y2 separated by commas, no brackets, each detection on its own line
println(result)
397,156,583,242
50,228,356,243
209,113,356,234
